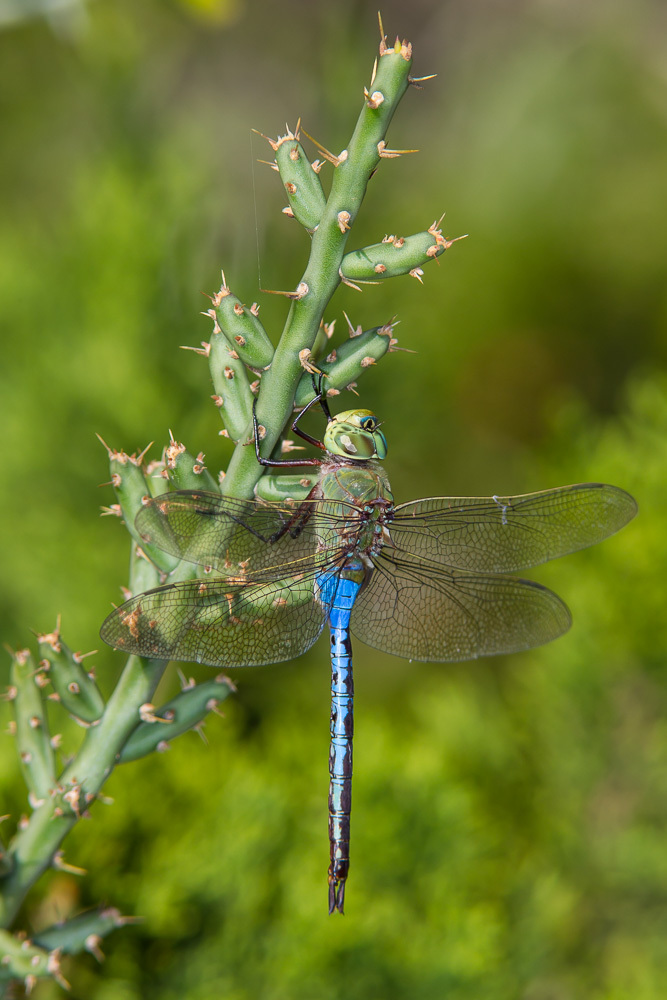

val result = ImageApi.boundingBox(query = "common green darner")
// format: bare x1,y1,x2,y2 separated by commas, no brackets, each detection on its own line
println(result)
100,384,637,913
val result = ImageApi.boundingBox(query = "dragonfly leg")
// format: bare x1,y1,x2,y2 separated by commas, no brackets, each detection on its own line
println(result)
290,378,329,451
310,371,333,423
267,486,318,544
252,399,323,468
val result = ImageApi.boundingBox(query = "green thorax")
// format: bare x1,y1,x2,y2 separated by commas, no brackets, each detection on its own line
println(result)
314,408,393,553
317,458,392,507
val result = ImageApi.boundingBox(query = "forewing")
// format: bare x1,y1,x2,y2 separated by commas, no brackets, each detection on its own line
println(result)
100,571,332,667
135,491,350,578
389,483,637,573
351,551,571,662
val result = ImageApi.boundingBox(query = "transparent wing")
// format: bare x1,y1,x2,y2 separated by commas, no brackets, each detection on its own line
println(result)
389,483,637,573
351,551,571,662
100,568,336,667
135,491,355,578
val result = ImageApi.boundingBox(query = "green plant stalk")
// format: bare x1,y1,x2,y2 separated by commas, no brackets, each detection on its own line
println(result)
0,929,55,988
38,633,105,724
210,281,274,370
164,440,219,492
275,138,327,230
33,905,131,955
10,651,55,802
0,907,131,987
293,323,395,406
0,655,165,928
208,327,255,443
254,472,318,503
221,44,413,499
108,445,177,574
119,674,233,762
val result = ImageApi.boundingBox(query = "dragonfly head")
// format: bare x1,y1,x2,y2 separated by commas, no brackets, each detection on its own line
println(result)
323,409,388,461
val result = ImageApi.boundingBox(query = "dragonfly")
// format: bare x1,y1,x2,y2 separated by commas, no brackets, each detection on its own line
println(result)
101,382,637,913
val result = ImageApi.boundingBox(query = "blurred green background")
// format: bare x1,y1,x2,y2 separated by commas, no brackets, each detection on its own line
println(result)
1,0,666,997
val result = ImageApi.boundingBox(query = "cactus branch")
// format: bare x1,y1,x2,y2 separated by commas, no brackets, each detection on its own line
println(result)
221,42,415,499
0,654,167,929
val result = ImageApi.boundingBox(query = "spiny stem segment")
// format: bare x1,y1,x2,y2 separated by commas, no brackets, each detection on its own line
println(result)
273,124,327,231
202,36,460,501
212,33,461,501
38,626,105,725
0,437,236,980
10,650,55,804
119,674,234,762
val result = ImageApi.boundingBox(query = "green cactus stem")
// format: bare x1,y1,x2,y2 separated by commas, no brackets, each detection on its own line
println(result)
0,929,69,991
37,626,105,726
0,907,131,987
118,674,234,762
2,441,227,938
207,326,255,443
9,650,55,804
163,437,219,493
272,126,327,231
294,322,397,407
208,274,274,371
99,439,177,575
33,906,135,958
0,654,167,930
254,472,319,504
222,37,416,500
339,225,462,283
127,540,164,596
310,318,336,364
